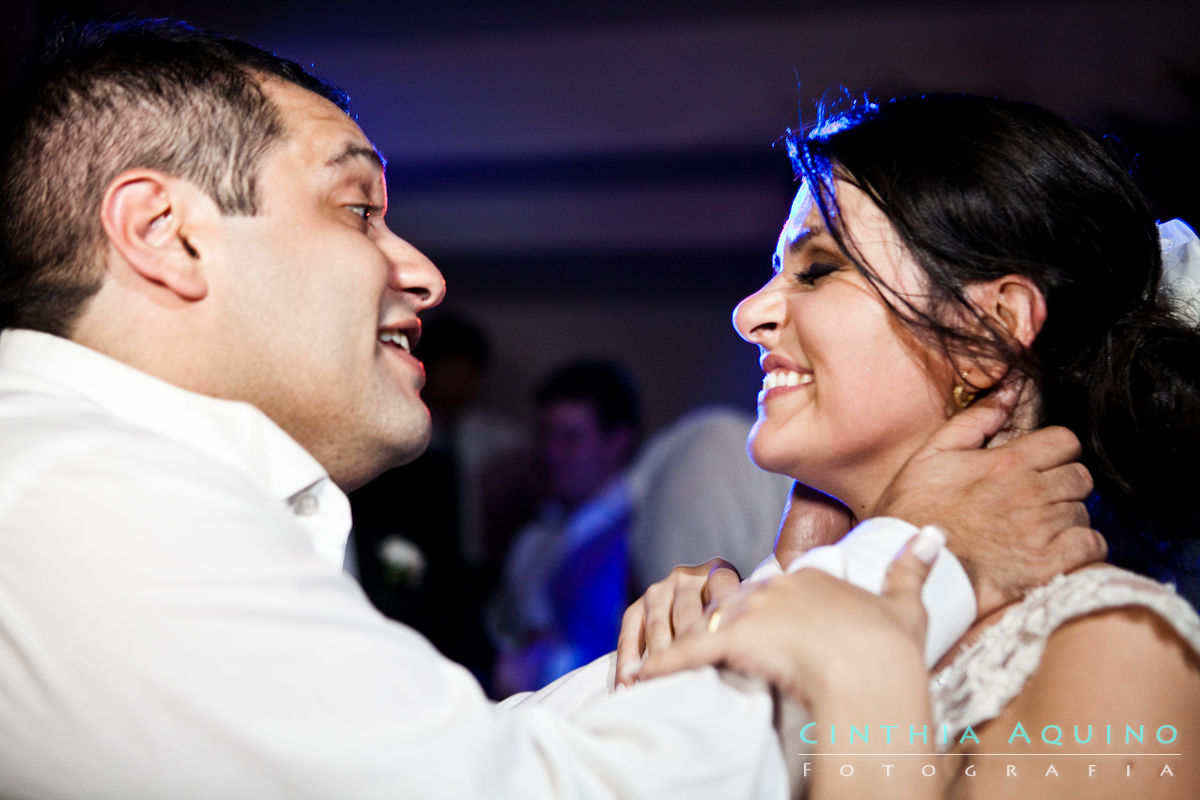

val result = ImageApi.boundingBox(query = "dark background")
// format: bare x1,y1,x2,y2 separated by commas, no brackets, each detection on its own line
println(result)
6,0,1196,432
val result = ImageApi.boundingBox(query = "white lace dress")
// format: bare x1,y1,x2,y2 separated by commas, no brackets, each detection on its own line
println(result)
930,565,1200,743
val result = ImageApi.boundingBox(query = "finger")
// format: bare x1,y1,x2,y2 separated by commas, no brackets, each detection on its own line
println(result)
1047,525,1108,569
921,382,1020,454
671,559,738,632
636,623,732,683
881,529,941,645
1032,499,1090,531
998,425,1083,471
615,601,647,687
882,529,941,606
642,584,676,655
1038,461,1094,502
703,566,743,608
670,581,705,636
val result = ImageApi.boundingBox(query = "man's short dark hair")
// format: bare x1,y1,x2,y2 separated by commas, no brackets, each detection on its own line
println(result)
535,360,641,437
0,18,350,334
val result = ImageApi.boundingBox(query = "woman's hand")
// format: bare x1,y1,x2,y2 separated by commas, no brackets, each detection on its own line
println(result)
633,531,940,704
614,559,741,687
633,534,944,800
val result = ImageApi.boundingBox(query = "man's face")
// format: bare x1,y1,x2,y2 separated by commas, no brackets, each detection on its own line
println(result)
206,78,445,490
537,400,629,508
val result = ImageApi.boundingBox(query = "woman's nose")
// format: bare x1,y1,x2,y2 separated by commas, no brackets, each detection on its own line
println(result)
733,279,783,344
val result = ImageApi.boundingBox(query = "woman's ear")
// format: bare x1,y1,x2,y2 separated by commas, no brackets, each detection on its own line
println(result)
953,274,1047,395
99,169,208,301
967,274,1047,350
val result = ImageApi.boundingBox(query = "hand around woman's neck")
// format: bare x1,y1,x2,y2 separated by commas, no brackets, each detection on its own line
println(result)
773,483,855,569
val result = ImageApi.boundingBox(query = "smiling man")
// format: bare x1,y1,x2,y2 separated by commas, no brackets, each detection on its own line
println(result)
74,77,442,493
0,19,791,799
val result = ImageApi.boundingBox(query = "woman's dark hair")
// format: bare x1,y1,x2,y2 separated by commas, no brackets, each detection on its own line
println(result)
788,93,1200,591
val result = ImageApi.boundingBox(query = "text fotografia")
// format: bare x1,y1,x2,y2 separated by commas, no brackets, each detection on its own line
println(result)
798,762,1180,780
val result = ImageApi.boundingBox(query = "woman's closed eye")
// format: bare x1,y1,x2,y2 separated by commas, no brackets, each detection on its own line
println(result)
794,261,839,286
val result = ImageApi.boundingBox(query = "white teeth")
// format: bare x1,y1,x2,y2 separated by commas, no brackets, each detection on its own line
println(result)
761,369,813,391
378,330,411,353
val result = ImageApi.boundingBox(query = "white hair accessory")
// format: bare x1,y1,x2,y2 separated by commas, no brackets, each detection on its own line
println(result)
1158,218,1200,326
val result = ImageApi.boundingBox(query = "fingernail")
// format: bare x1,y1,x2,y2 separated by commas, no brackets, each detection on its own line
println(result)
910,525,945,564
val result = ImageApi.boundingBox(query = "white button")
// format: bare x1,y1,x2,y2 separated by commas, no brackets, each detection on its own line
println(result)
293,493,319,516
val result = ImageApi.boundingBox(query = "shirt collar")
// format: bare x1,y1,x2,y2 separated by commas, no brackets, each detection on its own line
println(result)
0,329,351,566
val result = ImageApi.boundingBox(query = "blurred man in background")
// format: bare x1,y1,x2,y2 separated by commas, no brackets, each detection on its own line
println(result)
491,360,640,693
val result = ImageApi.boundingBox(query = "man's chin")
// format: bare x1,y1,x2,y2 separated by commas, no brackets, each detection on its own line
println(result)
398,421,434,466
334,422,433,492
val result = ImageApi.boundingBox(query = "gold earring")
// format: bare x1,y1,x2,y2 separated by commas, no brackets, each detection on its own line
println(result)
952,372,977,409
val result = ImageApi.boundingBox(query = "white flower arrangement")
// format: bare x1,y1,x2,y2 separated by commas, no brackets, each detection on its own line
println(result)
377,535,428,589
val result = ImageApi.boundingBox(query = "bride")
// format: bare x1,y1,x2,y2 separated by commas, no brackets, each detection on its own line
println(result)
633,93,1200,798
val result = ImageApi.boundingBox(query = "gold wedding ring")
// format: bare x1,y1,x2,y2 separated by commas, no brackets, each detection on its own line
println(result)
706,609,722,634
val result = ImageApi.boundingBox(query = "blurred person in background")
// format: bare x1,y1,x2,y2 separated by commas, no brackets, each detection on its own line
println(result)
491,360,640,694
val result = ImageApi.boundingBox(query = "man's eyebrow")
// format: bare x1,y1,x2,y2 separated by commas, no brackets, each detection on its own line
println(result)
326,143,386,172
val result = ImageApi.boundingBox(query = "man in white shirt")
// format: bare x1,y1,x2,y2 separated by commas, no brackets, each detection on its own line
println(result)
492,361,640,693
0,18,1101,799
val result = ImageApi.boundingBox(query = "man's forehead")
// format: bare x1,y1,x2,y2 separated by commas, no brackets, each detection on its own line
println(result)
260,77,380,165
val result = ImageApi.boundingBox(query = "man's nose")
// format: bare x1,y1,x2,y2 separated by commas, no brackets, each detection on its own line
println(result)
383,228,446,310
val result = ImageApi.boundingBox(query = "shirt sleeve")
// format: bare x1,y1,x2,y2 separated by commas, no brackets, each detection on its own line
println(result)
0,432,789,800
628,411,792,583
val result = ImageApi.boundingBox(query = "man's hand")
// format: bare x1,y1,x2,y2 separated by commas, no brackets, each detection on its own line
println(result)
614,559,741,686
774,482,853,569
872,387,1106,617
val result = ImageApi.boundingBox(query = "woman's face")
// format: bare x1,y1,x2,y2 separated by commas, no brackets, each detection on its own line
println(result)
733,180,955,515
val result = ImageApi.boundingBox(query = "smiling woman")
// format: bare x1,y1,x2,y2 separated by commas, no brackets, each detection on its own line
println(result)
735,180,956,518
635,93,1200,800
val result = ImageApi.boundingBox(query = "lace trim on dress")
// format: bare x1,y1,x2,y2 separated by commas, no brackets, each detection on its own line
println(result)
930,566,1200,748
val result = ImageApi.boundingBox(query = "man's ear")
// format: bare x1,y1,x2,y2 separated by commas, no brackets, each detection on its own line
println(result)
99,170,208,301
967,273,1048,350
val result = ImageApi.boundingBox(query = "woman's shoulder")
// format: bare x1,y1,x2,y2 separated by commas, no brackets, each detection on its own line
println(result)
932,565,1200,737
1015,565,1200,644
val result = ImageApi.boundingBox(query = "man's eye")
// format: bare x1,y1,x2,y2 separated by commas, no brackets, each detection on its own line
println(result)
346,204,382,221
794,262,838,286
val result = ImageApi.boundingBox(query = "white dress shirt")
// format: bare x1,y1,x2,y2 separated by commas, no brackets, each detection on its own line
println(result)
0,330,788,799
624,407,794,582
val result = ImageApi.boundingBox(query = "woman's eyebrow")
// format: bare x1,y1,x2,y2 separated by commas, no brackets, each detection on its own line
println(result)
787,227,827,254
